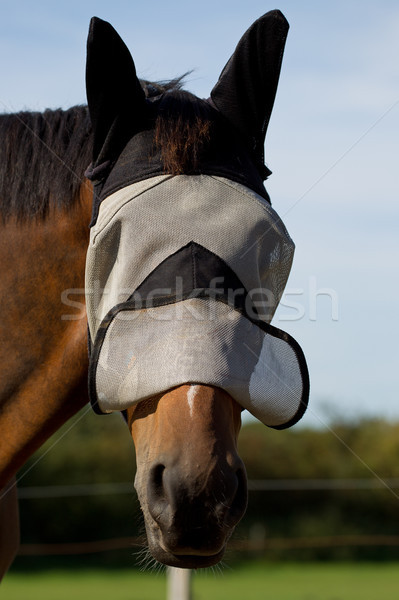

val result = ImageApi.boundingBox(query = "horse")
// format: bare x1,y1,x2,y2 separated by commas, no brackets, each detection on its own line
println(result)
0,10,309,577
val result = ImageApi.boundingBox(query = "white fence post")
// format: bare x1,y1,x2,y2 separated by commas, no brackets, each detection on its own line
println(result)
167,567,192,600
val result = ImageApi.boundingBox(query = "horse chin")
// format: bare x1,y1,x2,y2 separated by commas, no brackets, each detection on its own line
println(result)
146,528,227,569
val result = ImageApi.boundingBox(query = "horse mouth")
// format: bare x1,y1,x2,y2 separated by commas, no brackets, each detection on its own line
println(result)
146,525,228,568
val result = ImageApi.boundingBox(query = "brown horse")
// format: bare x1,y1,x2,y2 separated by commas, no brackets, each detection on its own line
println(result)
0,10,309,577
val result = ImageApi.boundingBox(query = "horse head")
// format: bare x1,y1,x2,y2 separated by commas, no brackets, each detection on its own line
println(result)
84,12,309,568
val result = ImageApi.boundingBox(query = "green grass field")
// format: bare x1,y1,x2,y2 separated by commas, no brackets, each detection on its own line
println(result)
2,562,399,600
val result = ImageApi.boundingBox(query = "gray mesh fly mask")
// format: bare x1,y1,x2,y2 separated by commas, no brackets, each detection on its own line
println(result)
84,12,310,429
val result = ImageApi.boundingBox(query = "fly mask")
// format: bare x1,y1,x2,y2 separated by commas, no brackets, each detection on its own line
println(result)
84,11,310,429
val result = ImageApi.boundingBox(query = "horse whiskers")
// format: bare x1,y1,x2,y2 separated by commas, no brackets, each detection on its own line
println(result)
209,562,225,576
134,546,158,572
195,559,230,576
134,542,170,574
131,519,158,572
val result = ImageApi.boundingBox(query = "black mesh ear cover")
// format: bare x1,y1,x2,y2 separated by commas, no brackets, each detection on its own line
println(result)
210,10,289,177
85,17,147,168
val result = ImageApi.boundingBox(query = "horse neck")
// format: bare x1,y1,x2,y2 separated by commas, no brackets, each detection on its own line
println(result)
0,185,92,486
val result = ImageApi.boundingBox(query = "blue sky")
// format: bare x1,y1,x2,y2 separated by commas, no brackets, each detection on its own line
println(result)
1,0,398,427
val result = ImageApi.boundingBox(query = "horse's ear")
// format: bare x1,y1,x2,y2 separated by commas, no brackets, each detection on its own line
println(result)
210,10,289,177
86,17,147,166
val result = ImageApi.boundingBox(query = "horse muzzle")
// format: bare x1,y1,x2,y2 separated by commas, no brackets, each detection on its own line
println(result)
138,451,248,568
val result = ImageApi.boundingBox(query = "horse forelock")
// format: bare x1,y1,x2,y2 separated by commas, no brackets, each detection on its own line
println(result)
153,90,216,175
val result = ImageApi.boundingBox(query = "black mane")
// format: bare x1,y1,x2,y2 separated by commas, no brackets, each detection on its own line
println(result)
0,106,93,221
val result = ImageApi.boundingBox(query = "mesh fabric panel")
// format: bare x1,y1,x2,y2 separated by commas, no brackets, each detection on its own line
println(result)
93,298,307,428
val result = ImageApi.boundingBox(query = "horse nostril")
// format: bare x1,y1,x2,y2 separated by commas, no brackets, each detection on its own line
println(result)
151,463,165,496
227,465,248,526
147,463,168,522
